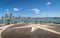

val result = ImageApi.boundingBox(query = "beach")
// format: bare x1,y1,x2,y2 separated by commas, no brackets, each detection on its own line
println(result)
0,22,60,38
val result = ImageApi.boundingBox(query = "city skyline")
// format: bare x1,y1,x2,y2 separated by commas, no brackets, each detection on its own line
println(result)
0,0,60,17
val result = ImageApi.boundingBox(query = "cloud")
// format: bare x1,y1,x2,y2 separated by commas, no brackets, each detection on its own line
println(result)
13,8,19,11
29,8,40,13
46,2,51,5
5,9,9,11
5,9,9,13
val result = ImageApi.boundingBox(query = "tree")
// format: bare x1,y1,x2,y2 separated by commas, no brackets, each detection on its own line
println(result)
6,19,11,24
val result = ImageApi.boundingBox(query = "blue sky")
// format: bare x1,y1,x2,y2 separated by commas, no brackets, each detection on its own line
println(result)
0,0,60,17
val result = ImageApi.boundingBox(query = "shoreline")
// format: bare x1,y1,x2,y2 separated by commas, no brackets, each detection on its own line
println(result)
0,22,60,25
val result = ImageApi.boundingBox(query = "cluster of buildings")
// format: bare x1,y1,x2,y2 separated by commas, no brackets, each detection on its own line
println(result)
0,12,60,24
0,12,39,20
0,12,40,24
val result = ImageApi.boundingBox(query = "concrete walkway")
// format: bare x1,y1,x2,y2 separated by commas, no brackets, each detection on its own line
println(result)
11,24,60,34
0,22,60,38
0,24,14,38
0,22,24,38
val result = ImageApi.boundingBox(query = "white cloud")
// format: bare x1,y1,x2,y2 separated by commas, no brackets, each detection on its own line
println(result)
5,9,9,13
29,8,40,13
46,2,51,5
5,9,9,11
13,8,19,11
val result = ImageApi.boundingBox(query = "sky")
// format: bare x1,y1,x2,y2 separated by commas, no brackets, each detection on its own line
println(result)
0,0,60,17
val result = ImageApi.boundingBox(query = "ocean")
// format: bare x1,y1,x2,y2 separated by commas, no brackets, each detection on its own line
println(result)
0,18,60,24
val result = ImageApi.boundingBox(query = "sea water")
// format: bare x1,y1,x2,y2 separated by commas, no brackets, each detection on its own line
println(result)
0,18,60,24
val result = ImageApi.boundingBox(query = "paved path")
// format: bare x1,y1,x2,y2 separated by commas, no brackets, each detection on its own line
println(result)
0,22,60,38
10,24,60,34
0,22,24,38
0,24,15,38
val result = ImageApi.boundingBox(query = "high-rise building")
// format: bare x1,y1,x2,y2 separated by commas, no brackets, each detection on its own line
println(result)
5,9,9,19
10,13,13,19
0,17,1,19
1,16,4,20
5,12,9,18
